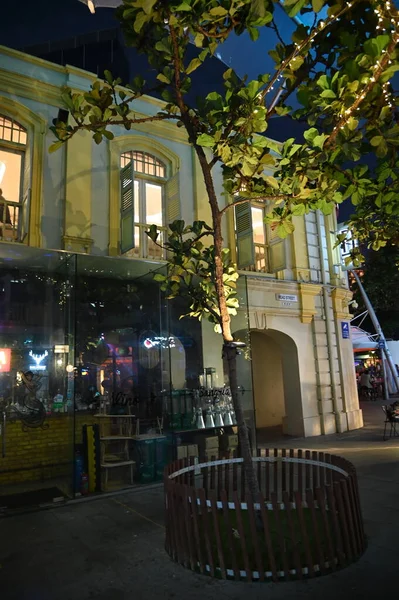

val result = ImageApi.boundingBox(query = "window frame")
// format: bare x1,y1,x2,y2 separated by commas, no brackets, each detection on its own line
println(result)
120,150,168,259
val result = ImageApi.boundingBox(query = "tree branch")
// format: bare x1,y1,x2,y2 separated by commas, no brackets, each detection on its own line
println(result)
219,195,290,216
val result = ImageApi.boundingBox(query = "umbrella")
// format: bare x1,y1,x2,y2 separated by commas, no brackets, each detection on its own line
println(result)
78,0,122,13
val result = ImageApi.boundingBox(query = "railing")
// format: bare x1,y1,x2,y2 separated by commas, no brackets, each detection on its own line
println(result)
0,200,23,243
242,243,269,273
164,448,366,582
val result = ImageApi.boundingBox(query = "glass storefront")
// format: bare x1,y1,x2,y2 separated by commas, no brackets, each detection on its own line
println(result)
0,246,254,510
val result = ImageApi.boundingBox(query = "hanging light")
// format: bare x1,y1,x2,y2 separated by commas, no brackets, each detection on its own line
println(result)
78,0,122,13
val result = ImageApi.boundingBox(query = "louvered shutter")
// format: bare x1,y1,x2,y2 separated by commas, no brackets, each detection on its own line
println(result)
235,201,254,268
165,171,180,225
120,160,135,253
268,224,287,272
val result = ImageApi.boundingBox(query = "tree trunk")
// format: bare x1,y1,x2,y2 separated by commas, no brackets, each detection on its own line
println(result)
194,147,260,498
224,343,259,497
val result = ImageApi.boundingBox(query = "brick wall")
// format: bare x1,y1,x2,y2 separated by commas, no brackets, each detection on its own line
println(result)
0,413,98,486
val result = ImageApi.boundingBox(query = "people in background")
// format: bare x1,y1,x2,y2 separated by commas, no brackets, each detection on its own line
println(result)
360,369,373,389
0,188,12,225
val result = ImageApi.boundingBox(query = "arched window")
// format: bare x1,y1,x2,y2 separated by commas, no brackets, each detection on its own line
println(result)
120,151,169,259
0,115,28,241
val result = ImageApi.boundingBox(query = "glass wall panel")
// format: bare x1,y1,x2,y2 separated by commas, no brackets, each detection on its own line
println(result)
0,246,76,510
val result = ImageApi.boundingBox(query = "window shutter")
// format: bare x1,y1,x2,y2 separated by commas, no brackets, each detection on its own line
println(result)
165,171,180,225
268,225,287,272
19,188,31,243
235,201,254,268
120,160,135,253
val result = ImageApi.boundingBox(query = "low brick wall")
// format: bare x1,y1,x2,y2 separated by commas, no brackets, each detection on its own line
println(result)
0,413,98,486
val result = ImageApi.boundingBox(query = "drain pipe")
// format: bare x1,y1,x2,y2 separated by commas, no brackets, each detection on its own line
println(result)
315,212,342,433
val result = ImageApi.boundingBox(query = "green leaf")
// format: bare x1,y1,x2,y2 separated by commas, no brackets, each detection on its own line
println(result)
370,135,383,147
264,175,279,190
289,56,304,71
142,0,157,14
312,0,325,12
153,273,166,282
303,128,318,143
134,11,149,33
157,73,171,84
320,89,336,99
196,133,215,147
209,6,228,17
185,57,202,75
291,204,306,216
49,140,64,153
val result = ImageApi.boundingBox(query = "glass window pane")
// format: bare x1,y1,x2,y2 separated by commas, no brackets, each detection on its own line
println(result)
0,149,22,204
251,206,265,245
145,183,163,226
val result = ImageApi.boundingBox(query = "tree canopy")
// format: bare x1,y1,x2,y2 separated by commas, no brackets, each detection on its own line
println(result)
51,0,399,264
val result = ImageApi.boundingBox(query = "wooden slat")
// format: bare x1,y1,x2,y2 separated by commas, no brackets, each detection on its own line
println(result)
273,448,279,497
315,486,336,572
257,448,262,493
217,462,223,496
347,473,365,552
220,489,240,580
177,484,190,567
306,488,326,574
241,463,246,501
305,450,311,490
282,491,302,579
246,493,265,581
183,486,196,570
289,449,295,501
233,460,238,493
197,487,215,576
297,449,303,499
233,491,252,581
224,461,230,496
319,452,325,488
334,481,352,563
203,464,209,494
271,492,290,580
258,492,278,581
210,491,227,579
340,478,358,557
325,483,345,566
265,448,270,500
294,490,315,577
190,487,205,574
210,462,216,491
311,451,319,489
281,449,287,495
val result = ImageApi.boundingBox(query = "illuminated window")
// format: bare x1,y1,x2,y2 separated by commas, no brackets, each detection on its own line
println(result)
120,151,167,259
0,115,28,240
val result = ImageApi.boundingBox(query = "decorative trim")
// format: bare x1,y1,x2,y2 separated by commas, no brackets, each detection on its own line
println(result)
331,287,352,320
0,95,46,248
0,68,62,108
298,283,322,324
62,235,94,254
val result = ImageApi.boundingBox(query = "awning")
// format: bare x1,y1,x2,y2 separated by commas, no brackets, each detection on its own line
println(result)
351,325,378,351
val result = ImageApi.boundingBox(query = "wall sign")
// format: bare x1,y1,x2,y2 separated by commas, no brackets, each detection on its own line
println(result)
29,350,49,371
276,294,298,302
341,322,350,339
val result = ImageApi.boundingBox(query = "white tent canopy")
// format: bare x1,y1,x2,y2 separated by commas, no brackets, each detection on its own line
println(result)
351,326,378,351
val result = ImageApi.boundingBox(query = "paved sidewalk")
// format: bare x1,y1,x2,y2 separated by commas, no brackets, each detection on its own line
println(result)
0,401,398,600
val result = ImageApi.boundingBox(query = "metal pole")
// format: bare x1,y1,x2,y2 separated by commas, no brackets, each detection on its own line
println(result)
351,270,399,393
380,350,390,402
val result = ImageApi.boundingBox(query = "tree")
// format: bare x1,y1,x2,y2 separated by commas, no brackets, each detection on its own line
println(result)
50,0,399,495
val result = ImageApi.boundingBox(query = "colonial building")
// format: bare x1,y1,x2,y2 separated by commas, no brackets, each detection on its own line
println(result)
0,43,362,505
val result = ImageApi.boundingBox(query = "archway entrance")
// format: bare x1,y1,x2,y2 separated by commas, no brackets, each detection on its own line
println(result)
251,329,302,439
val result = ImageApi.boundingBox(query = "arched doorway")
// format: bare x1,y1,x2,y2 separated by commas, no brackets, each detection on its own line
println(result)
251,329,302,438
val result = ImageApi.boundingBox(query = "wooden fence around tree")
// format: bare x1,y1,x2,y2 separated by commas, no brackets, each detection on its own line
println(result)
164,448,366,582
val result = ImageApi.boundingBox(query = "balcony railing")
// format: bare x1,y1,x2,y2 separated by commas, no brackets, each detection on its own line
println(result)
242,243,270,273
0,200,24,243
